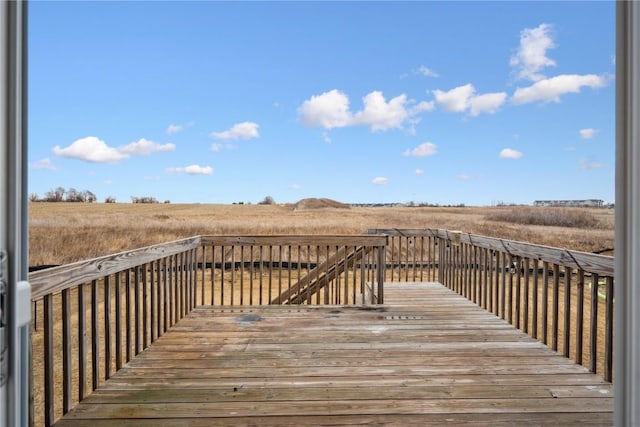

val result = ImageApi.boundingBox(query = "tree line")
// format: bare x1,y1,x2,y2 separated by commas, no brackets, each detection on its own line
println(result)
30,187,169,204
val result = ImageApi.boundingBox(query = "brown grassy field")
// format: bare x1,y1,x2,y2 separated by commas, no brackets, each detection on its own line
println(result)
29,202,615,267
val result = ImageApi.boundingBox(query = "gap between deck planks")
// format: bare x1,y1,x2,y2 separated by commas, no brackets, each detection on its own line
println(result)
54,282,613,426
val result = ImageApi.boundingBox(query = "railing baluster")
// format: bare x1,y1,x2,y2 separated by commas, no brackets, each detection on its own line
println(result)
43,294,54,427
575,269,585,366
515,256,521,329
201,246,206,306
91,280,100,391
552,264,560,352
250,245,256,305
126,270,132,362
163,257,169,332
277,246,283,304
104,275,112,380
211,246,216,306
532,260,539,339
604,276,614,382
156,259,162,340
61,288,71,415
260,245,265,305
542,262,549,345
563,266,571,358
240,245,245,306
134,267,140,355
500,253,506,320
78,283,87,401
230,246,236,306
523,257,529,333
589,273,599,373
150,261,156,342
493,251,500,316
115,272,122,370
220,247,225,306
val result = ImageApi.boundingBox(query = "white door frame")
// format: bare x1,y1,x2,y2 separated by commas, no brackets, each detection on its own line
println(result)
1,1,30,426
614,1,640,425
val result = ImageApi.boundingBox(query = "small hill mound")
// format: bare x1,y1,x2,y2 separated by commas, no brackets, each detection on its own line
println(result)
294,198,350,210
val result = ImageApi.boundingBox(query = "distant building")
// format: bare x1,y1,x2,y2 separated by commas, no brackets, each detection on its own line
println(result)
533,199,605,208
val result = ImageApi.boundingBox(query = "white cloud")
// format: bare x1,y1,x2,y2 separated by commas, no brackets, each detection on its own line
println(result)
298,89,352,129
415,169,425,175
403,142,437,158
119,138,175,156
372,177,389,185
511,74,607,104
166,124,183,135
166,164,214,175
289,184,301,190
510,23,556,82
321,131,331,143
211,121,260,140
353,92,411,132
433,84,507,116
30,158,56,171
433,84,474,112
210,143,222,152
103,179,112,185
469,92,508,116
53,136,128,163
298,89,431,132
416,65,439,78
458,174,471,181
499,148,523,159
579,158,604,170
579,128,597,139
410,100,435,114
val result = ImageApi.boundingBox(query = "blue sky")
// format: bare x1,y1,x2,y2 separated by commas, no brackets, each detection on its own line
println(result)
28,1,616,205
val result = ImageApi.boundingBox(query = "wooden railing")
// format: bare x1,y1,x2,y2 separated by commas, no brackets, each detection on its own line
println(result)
29,237,201,426
28,234,387,426
196,235,387,306
370,228,615,383
27,229,613,426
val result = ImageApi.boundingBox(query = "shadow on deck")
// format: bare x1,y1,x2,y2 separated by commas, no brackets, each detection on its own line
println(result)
53,282,612,426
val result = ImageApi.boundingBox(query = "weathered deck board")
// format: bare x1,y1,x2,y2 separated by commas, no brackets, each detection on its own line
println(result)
54,282,613,426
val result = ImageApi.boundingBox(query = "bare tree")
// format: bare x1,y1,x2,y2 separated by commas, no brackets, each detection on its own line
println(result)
84,190,97,203
258,195,276,205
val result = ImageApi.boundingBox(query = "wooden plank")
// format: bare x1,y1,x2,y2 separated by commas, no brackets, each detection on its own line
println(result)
200,235,387,247
56,397,614,419
84,384,612,403
54,412,614,427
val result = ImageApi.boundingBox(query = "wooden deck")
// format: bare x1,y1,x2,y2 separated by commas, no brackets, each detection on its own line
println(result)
54,282,613,426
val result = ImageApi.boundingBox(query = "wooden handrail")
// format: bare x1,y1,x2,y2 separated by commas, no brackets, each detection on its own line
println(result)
368,228,613,276
29,236,202,299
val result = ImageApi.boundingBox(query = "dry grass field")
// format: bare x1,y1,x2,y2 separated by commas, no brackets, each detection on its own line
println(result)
29,201,615,267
